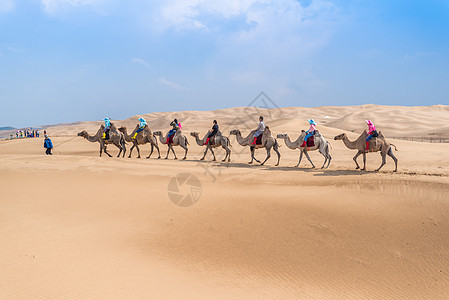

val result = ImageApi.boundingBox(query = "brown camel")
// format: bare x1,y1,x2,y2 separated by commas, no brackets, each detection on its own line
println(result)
118,125,161,159
77,124,126,157
153,130,189,160
230,126,280,166
190,131,231,162
334,131,398,172
277,130,331,168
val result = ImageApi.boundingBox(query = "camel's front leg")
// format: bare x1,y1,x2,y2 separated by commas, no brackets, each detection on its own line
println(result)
210,147,216,161
155,143,161,159
128,144,135,158
304,150,315,168
201,146,208,161
260,147,271,165
171,145,178,160
295,150,303,167
353,151,362,169
135,144,141,159
249,146,255,164
147,144,154,159
165,145,171,159
361,152,367,171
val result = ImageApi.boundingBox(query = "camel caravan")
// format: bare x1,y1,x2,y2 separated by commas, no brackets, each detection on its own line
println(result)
77,116,398,172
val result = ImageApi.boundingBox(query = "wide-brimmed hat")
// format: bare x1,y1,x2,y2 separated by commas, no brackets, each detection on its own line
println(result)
365,120,373,125
308,119,316,125
138,117,145,122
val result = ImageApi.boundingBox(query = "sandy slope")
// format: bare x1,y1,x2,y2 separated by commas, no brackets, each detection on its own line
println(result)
1,105,449,299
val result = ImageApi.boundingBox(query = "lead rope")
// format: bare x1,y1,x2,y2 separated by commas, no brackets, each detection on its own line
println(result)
53,136,78,148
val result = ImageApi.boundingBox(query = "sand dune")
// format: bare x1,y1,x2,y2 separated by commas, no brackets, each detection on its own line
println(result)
1,105,449,299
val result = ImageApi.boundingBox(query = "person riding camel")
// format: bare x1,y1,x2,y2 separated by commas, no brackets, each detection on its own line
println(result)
300,119,317,147
365,120,378,150
166,119,180,144
102,117,111,140
133,117,147,139
204,120,219,145
251,116,266,147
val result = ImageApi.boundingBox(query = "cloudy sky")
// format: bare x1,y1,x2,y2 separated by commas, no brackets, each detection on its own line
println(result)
1,0,448,127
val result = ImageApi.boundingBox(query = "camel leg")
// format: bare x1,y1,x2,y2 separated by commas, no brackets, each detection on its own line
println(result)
210,147,216,161
249,146,255,164
320,151,327,169
387,146,398,172
222,145,230,162
375,153,387,172
165,145,170,159
304,150,315,168
261,147,271,166
99,144,103,157
147,144,154,159
171,146,178,160
103,146,112,157
181,145,187,160
113,141,123,158
135,144,141,159
273,142,280,166
326,149,332,169
155,143,161,159
122,141,126,158
201,147,208,161
296,150,303,167
361,152,367,171
128,144,135,158
353,151,362,169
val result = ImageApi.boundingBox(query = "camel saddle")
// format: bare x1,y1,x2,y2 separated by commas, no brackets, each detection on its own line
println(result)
168,135,174,144
255,135,263,145
307,135,315,147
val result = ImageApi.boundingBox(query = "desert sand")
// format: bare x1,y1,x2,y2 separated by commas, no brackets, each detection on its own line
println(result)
1,105,449,299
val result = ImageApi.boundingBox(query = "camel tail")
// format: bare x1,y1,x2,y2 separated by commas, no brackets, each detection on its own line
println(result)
328,141,333,150
390,143,398,151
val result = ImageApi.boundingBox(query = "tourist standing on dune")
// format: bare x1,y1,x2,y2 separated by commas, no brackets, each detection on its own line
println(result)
44,134,53,155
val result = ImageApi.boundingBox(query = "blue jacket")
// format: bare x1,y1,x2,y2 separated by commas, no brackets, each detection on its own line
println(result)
44,138,53,149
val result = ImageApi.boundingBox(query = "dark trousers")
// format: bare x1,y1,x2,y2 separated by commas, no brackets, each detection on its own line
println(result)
45,148,52,155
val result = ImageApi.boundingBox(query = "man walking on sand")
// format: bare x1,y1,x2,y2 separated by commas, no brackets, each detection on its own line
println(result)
44,134,53,155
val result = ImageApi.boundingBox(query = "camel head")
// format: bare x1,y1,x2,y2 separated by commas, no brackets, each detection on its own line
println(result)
77,131,88,138
117,126,126,133
190,132,199,138
276,133,288,139
334,133,346,140
229,129,240,135
301,129,305,133
153,131,162,136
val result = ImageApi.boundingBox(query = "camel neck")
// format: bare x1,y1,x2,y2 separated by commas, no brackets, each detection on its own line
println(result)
342,135,357,149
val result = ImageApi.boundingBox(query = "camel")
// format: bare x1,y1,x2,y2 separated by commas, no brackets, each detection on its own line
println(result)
277,130,332,168
190,131,231,162
229,126,280,166
118,125,161,159
334,131,398,172
77,124,126,157
153,130,189,160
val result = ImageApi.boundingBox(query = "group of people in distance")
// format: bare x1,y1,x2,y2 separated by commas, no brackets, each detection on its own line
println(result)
100,116,378,151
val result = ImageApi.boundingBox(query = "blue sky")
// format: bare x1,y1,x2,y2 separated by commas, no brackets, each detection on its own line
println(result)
0,0,448,127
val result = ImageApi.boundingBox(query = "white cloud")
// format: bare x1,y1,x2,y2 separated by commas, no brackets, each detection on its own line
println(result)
131,58,150,68
0,0,14,13
159,77,190,90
